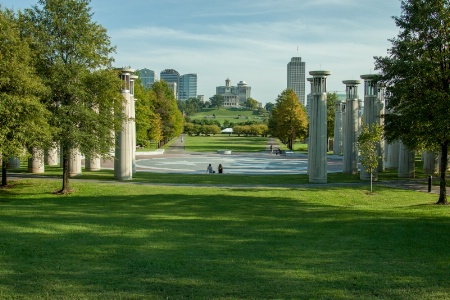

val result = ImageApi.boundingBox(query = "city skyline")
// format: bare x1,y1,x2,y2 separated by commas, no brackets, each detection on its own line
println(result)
2,0,401,104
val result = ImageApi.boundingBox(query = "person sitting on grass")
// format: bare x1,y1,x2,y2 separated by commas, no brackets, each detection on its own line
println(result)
206,164,214,174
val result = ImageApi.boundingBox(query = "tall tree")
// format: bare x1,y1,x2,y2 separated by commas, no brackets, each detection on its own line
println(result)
327,92,338,140
374,0,450,204
22,0,122,193
0,7,51,186
244,97,259,110
264,102,275,112
135,78,161,148
269,89,308,150
151,81,183,146
209,94,224,109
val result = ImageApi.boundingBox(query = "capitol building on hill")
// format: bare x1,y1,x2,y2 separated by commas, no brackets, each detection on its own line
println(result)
216,78,251,108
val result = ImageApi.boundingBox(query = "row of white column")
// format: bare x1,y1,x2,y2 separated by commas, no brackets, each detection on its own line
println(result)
307,71,418,183
10,68,138,181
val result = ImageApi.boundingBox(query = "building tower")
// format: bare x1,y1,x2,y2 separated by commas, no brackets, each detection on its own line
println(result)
237,81,251,104
136,68,155,89
287,57,306,106
308,70,331,183
160,69,180,98
178,73,198,101
342,80,361,175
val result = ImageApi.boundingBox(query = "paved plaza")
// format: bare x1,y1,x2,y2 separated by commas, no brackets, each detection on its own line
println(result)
132,152,343,175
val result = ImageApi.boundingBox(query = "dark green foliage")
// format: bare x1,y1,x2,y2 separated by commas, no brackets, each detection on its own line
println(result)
374,0,450,204
0,7,52,186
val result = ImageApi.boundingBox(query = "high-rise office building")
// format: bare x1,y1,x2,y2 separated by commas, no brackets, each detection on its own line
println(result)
287,57,306,106
136,68,155,89
178,73,198,101
160,69,180,98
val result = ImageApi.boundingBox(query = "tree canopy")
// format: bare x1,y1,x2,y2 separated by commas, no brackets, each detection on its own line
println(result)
209,94,225,109
269,89,308,150
0,7,52,186
134,78,162,148
21,0,122,193
327,92,338,140
244,97,259,110
374,0,450,204
151,81,184,146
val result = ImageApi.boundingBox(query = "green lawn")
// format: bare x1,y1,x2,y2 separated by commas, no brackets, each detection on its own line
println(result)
189,107,267,124
184,135,268,152
1,179,449,299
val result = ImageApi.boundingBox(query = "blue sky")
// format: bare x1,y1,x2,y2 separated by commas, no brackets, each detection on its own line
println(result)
2,0,401,104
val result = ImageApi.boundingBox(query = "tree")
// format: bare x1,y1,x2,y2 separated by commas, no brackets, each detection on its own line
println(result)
327,92,338,140
374,0,450,204
357,124,383,193
265,102,275,112
0,7,52,186
269,89,308,150
151,81,183,146
22,0,122,193
183,97,203,115
209,94,224,109
244,97,259,110
134,78,161,148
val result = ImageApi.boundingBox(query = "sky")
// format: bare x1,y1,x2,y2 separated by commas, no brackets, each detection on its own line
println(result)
2,0,402,104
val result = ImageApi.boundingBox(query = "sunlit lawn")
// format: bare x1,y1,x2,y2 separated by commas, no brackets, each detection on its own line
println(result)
1,179,449,299
184,135,268,152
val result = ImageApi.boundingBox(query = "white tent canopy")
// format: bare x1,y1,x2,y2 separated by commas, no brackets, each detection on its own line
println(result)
221,128,233,133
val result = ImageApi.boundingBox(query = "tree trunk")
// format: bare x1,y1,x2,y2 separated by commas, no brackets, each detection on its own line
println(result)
1,160,7,187
437,141,448,204
59,148,71,194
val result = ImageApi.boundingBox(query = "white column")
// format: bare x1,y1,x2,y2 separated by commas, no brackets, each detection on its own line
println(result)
342,80,361,175
308,70,331,183
85,156,101,171
130,75,138,174
423,151,438,175
8,157,21,169
333,101,344,155
306,77,313,176
114,68,134,180
69,148,82,177
28,148,45,173
398,142,415,178
45,145,58,166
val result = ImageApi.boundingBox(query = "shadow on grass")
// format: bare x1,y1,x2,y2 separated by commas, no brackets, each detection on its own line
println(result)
1,181,449,299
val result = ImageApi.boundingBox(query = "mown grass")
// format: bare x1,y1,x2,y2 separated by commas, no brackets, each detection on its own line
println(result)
0,179,449,299
189,108,267,124
184,135,268,152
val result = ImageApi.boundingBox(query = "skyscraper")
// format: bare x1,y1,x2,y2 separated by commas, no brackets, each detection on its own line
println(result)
178,73,198,101
136,68,155,89
160,69,180,98
287,57,306,106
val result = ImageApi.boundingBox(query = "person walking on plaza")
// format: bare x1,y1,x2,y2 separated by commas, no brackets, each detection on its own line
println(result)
270,145,273,154
218,164,223,174
206,164,214,174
